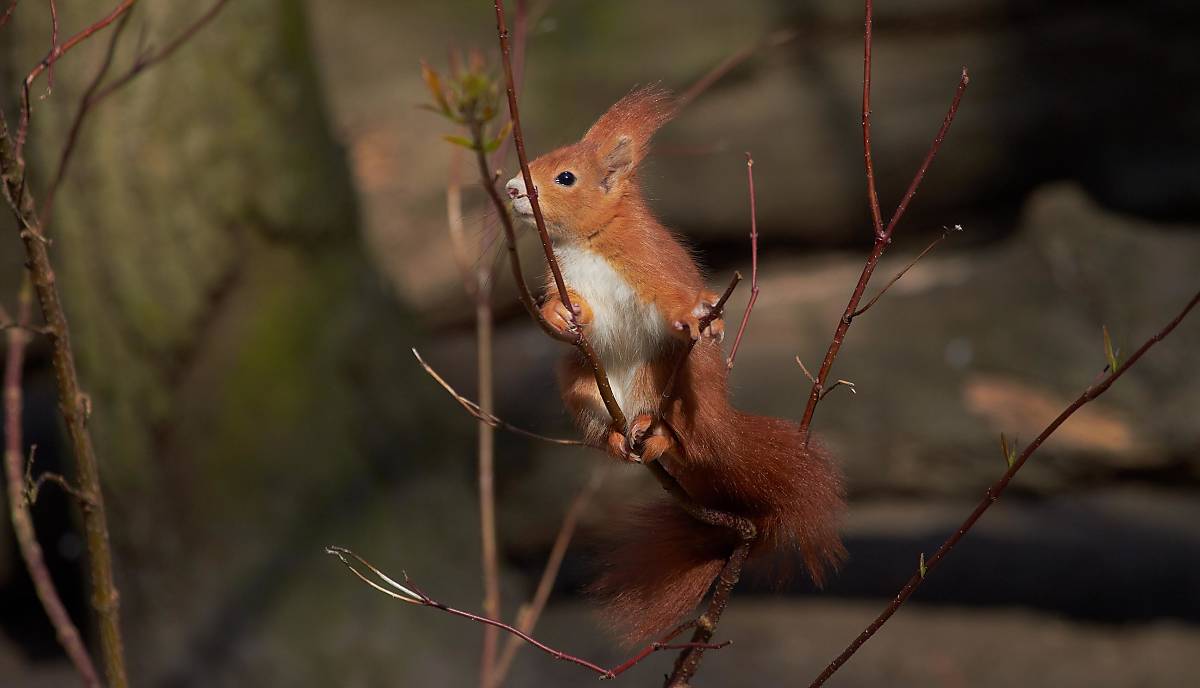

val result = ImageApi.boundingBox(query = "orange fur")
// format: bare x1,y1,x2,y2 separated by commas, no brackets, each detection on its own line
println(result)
508,85,846,644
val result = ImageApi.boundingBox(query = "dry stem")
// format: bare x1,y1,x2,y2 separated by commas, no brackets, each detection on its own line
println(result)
726,153,760,369
808,287,1200,687
488,467,606,687
327,546,728,681
5,276,101,687
2,101,129,688
797,0,969,437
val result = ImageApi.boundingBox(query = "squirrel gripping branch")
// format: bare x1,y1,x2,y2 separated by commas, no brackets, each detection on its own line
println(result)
506,86,846,644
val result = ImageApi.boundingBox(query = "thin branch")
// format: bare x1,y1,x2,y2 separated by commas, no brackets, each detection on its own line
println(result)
41,9,132,232
797,9,969,436
86,0,232,107
0,0,18,30
326,546,728,681
808,287,1200,687
445,147,476,297
675,29,796,110
476,206,501,688
47,0,60,93
413,349,584,446
493,0,627,430
2,90,130,688
726,153,760,370
666,537,753,686
15,0,138,165
860,0,884,239
489,467,606,687
5,276,102,687
851,225,961,318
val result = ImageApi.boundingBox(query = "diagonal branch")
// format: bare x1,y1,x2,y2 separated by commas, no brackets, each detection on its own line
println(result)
413,348,584,447
808,287,1200,687
326,546,729,681
488,466,606,687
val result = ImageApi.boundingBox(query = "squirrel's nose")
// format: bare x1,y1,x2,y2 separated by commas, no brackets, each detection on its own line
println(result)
505,177,524,199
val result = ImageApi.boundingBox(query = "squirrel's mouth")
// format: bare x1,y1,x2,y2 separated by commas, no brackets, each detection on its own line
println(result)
510,195,534,218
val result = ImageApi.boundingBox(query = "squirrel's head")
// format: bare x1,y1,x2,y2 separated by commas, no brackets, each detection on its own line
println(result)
506,85,674,241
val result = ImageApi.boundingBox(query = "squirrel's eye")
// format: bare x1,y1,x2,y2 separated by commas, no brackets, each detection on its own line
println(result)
554,171,576,187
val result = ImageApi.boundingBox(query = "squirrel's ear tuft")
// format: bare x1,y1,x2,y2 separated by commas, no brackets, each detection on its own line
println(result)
583,84,675,189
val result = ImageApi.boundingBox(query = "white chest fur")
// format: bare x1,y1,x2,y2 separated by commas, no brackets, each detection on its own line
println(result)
555,244,667,412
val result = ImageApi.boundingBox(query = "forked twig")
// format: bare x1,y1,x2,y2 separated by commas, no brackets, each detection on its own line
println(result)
413,349,584,447
326,546,729,681
851,225,961,318
798,0,969,437
808,287,1200,687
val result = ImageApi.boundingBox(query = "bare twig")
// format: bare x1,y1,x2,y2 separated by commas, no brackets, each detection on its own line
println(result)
0,0,18,30
476,203,501,688
3,82,130,688
413,349,584,447
87,0,232,107
797,0,969,437
41,9,132,232
47,0,60,93
489,467,606,687
494,0,627,429
5,276,101,687
15,0,138,165
676,29,797,110
726,153,760,369
326,546,729,681
809,287,1200,687
851,225,961,318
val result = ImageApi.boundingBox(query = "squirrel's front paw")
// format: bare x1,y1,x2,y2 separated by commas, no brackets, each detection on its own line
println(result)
692,291,726,342
540,293,592,336
606,426,642,464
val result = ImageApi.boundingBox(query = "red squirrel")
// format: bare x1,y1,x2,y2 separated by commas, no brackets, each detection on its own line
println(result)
505,86,846,644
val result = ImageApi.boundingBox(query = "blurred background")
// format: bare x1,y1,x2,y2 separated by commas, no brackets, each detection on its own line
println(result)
2,1,1199,686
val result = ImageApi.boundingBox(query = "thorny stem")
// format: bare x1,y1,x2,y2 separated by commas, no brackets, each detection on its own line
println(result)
808,287,1200,687
726,153,760,370
5,276,102,687
798,0,969,438
1,109,130,687
327,546,729,681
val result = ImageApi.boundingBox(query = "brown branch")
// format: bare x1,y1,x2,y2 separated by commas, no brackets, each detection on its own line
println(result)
476,210,501,688
5,276,102,687
41,8,132,232
860,1,884,239
851,225,961,318
15,0,138,165
676,29,797,110
489,467,605,687
414,349,585,448
2,99,130,688
666,537,753,687
726,153,760,370
47,0,60,93
809,286,1200,688
493,0,627,430
0,0,18,30
797,0,969,437
87,0,232,107
326,546,728,681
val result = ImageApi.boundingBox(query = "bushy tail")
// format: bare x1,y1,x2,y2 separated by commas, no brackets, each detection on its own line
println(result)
587,500,734,646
